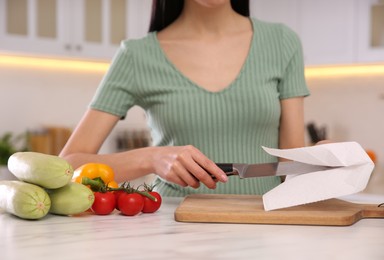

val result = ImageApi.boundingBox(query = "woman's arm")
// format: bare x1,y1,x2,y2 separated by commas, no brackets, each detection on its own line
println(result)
59,109,150,182
59,109,227,187
278,97,306,150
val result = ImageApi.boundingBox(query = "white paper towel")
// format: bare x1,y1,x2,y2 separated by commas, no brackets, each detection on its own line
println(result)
262,142,375,211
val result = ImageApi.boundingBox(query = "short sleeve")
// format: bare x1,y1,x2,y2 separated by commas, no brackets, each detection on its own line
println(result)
277,26,310,99
89,41,136,119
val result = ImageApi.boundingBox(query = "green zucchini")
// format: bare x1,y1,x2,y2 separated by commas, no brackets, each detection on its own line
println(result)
8,152,74,189
0,180,51,220
48,182,95,216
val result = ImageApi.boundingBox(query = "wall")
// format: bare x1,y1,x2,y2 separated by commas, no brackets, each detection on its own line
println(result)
0,62,383,169
0,61,148,154
304,74,384,169
305,75,384,144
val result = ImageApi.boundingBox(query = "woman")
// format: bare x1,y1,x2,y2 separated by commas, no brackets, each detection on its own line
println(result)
60,0,310,196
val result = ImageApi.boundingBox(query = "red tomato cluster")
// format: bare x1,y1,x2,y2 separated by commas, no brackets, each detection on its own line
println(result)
91,186,162,216
73,163,162,217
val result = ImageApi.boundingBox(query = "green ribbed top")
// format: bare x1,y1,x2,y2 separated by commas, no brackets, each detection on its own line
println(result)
90,18,310,196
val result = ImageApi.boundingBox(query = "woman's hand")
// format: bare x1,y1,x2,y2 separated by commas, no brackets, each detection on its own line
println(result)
60,109,228,190
149,145,228,189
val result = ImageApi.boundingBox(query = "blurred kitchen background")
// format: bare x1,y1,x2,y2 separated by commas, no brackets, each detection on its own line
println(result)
0,0,383,181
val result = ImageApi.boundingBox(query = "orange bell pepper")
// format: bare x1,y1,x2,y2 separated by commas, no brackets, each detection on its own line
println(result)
73,163,118,189
365,149,377,164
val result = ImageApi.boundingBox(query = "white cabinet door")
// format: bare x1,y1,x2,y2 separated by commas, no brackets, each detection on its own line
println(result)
298,0,357,65
68,0,152,60
127,0,152,40
71,0,151,60
250,0,300,33
0,0,68,57
250,0,357,66
54,0,132,60
0,0,152,60
68,0,123,60
356,0,384,62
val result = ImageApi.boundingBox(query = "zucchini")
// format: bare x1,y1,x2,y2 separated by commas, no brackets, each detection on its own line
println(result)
48,182,95,216
0,180,51,220
8,152,74,189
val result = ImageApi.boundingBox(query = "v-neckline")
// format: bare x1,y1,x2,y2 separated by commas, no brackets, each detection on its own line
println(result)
152,18,255,94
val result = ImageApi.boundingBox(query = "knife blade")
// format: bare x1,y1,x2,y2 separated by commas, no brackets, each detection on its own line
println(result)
216,161,338,178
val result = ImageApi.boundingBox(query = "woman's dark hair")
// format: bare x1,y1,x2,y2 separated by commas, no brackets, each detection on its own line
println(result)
148,0,250,32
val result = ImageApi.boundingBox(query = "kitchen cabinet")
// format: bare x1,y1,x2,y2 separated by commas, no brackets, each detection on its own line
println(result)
0,0,151,60
298,0,357,65
0,0,64,56
250,0,300,33
2,1,383,64
356,0,384,62
251,0,357,65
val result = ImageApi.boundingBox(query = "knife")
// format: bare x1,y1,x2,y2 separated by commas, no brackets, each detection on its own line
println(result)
215,161,338,178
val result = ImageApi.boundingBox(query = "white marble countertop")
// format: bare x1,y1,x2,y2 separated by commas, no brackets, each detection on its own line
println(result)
1,166,384,260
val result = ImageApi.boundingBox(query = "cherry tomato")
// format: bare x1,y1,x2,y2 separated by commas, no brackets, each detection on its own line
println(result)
91,192,116,215
142,191,162,213
118,193,144,216
113,190,125,210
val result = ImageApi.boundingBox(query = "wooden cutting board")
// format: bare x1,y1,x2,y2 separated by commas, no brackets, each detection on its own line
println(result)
174,194,384,226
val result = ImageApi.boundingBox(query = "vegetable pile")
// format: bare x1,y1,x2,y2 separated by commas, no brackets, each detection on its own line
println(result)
1,152,93,220
73,163,162,216
0,152,161,220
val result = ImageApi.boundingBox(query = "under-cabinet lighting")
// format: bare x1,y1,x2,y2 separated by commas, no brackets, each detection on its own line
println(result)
305,64,384,78
0,55,109,73
1,55,384,77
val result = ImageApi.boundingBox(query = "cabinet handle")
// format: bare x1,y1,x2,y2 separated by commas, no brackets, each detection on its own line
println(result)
75,45,82,51
64,44,72,51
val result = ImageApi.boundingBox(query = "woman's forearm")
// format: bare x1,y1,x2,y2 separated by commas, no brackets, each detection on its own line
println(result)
61,145,228,188
61,146,158,183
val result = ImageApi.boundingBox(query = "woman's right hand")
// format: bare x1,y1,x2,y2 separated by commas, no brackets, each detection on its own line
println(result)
149,145,228,189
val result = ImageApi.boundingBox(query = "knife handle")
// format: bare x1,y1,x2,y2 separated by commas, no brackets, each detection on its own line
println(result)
215,163,237,177
216,163,233,172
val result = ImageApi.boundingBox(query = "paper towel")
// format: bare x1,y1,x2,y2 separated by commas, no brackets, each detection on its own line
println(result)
262,142,374,211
